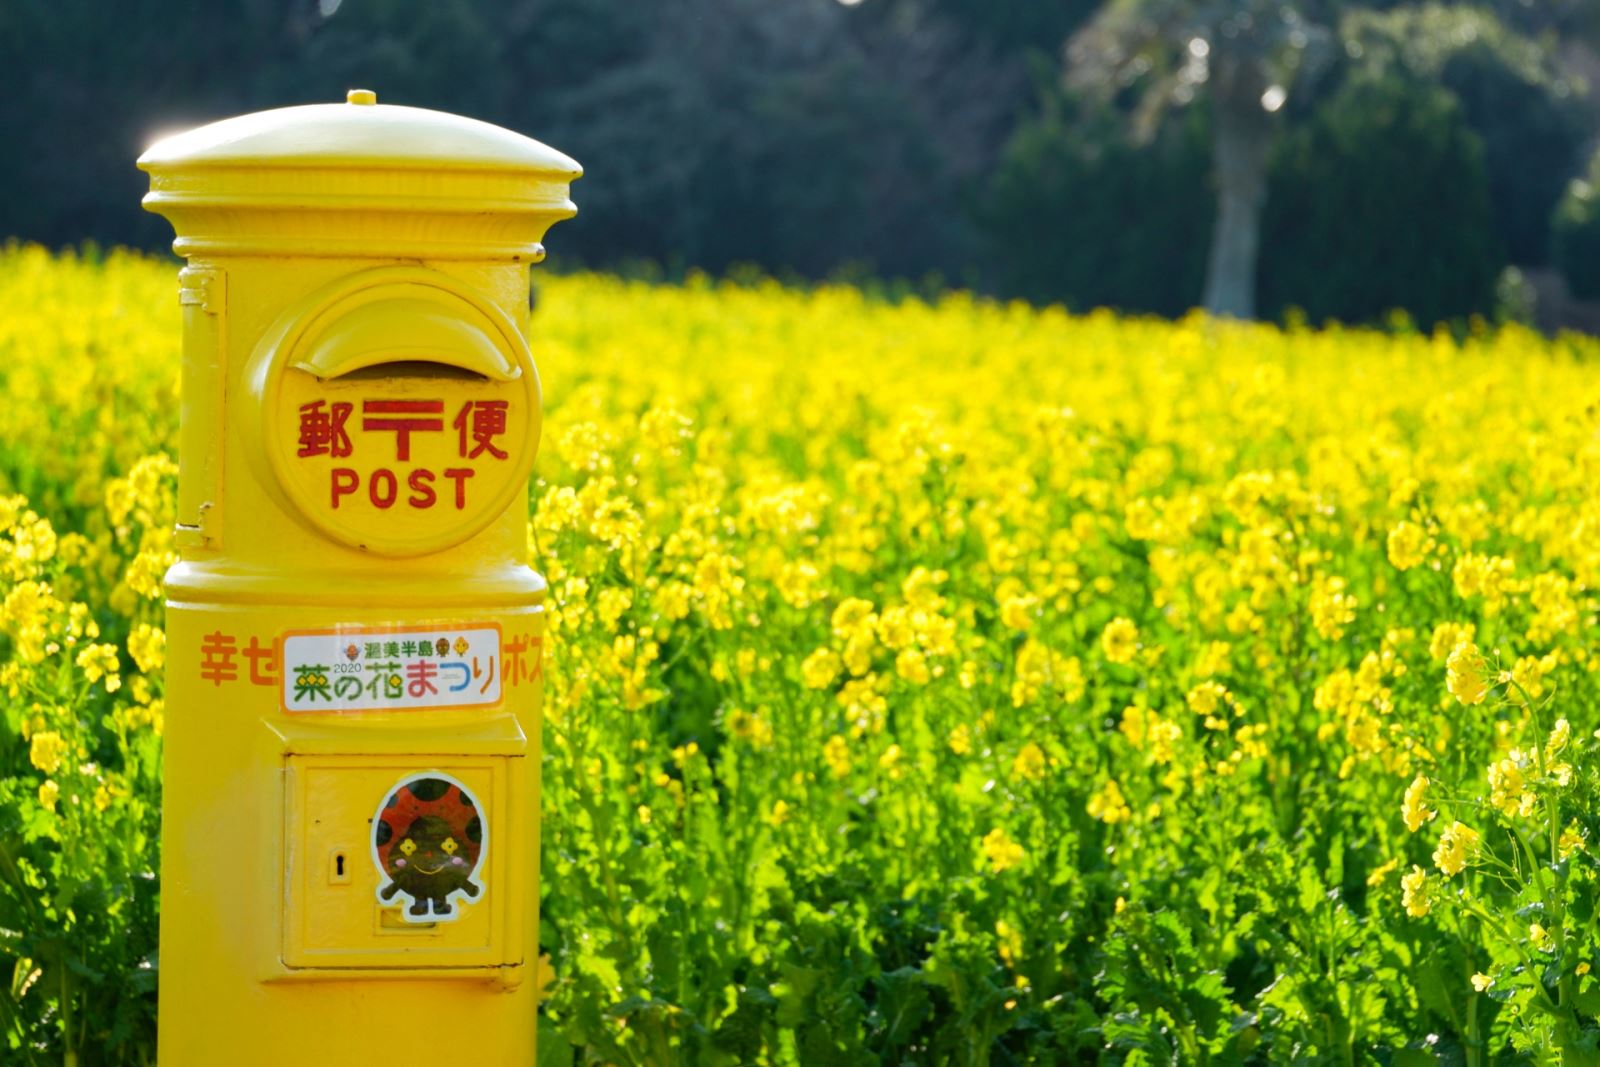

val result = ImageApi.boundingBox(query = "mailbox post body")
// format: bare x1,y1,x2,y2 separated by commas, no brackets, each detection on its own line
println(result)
139,93,578,1064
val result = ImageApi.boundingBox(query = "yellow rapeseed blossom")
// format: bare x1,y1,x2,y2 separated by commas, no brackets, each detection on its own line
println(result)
1011,742,1047,783
1547,717,1572,757
1087,778,1132,824
1428,622,1475,662
997,578,1037,632
29,730,66,775
1386,520,1434,571
823,734,851,779
75,642,122,692
981,828,1025,873
126,623,165,674
1488,755,1535,818
1367,858,1400,887
894,647,931,685
1186,680,1233,730
995,919,1024,968
1452,553,1515,610
1446,642,1490,706
1401,866,1431,917
831,598,877,641
1402,775,1435,833
1433,821,1479,877
801,647,841,689
1101,618,1139,665
19,247,1600,1055
1310,574,1358,641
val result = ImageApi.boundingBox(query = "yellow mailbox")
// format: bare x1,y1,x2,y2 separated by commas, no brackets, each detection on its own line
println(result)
138,90,579,1064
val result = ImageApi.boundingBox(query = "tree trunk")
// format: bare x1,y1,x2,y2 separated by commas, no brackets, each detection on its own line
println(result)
1202,52,1275,320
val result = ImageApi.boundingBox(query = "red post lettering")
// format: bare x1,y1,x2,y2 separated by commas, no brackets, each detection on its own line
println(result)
331,469,359,508
407,468,437,509
442,468,475,509
362,399,445,461
369,468,398,509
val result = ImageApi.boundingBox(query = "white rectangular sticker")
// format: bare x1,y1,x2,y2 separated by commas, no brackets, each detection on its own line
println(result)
280,625,502,713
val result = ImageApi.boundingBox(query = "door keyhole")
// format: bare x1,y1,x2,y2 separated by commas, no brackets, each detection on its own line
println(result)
329,848,352,885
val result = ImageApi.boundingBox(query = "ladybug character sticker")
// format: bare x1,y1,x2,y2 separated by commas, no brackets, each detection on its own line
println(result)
371,773,485,922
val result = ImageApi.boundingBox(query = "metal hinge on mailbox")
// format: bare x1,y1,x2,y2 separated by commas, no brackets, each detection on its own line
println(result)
178,269,220,314
175,267,224,549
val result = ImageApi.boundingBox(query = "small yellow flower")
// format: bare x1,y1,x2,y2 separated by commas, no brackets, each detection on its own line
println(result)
878,743,903,779
1433,821,1479,877
1101,618,1139,665
1401,775,1435,833
767,799,792,826
997,581,1037,632
894,647,931,685
29,730,65,775
126,623,165,673
801,647,840,689
831,598,877,641
823,734,851,778
1309,574,1357,641
1401,865,1431,917
1548,717,1572,756
995,919,1024,968
1470,972,1493,992
1367,857,1400,887
1428,622,1475,662
1488,755,1535,818
1011,742,1047,783
37,779,59,812
1446,642,1489,706
1386,521,1433,571
1530,923,1554,952
1087,778,1132,825
981,827,1025,873
75,642,122,692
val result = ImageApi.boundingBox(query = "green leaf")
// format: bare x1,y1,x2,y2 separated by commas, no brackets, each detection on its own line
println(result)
874,966,931,1046
536,1015,574,1067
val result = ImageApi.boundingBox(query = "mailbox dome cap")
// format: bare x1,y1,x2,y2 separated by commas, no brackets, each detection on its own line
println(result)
138,98,581,177
139,94,581,261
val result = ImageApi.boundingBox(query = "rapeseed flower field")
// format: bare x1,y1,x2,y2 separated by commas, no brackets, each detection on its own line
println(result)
3,244,1600,1063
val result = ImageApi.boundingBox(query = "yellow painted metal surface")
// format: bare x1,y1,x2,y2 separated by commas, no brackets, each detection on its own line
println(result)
139,89,578,1066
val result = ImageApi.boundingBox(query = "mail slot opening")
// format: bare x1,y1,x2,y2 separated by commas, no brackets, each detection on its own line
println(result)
289,293,523,383
333,360,488,383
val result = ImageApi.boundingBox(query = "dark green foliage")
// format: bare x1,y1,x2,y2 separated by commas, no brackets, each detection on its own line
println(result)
980,98,1214,317
1552,153,1600,301
1,0,1594,325
908,0,1099,53
1259,72,1502,326
0,0,1017,287
1341,4,1588,266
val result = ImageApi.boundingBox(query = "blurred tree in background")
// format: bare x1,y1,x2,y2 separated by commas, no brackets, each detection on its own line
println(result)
1066,1,1336,320
0,0,1595,326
